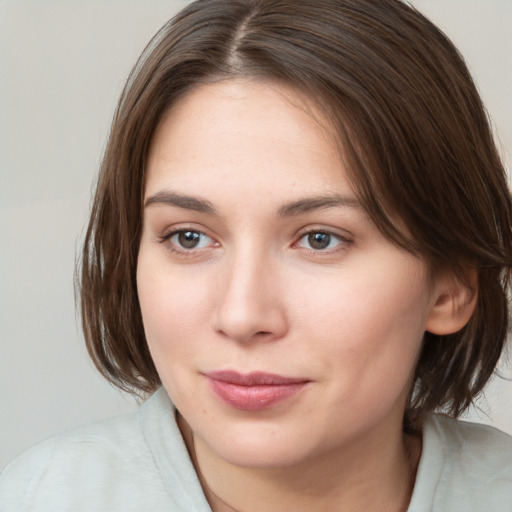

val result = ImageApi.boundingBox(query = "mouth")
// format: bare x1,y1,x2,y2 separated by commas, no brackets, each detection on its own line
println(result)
205,370,310,411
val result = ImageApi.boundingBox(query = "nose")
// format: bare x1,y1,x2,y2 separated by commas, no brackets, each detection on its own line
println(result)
212,251,288,344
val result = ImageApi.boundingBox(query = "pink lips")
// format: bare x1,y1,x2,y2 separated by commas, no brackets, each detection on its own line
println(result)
206,370,309,411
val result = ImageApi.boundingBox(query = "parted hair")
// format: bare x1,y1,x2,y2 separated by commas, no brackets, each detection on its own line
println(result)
80,0,512,431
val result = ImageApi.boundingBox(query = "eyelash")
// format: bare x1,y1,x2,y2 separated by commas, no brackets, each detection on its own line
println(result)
157,227,352,256
158,228,217,256
294,229,352,253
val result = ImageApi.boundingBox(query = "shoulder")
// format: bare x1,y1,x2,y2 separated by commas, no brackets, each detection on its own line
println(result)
0,389,207,512
430,414,512,475
411,414,512,512
0,407,165,511
2,407,143,466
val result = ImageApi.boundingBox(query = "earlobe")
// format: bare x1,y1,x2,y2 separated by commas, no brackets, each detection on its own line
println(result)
426,269,478,335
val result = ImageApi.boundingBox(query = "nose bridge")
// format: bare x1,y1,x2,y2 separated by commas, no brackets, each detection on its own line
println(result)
213,242,286,343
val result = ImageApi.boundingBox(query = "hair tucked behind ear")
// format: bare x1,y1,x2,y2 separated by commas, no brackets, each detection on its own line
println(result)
79,0,512,428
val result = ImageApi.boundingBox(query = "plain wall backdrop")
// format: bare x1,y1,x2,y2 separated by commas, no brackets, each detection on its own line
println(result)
1,0,511,468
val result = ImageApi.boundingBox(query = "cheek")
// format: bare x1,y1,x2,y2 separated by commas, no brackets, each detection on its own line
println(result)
296,261,430,394
297,262,429,341
136,256,216,407
136,251,212,360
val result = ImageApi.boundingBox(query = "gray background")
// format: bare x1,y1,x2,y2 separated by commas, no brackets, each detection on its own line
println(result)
1,0,511,468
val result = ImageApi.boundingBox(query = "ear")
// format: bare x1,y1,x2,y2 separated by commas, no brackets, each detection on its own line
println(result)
426,269,478,335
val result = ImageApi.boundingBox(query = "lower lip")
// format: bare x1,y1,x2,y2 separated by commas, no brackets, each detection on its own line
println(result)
208,379,308,411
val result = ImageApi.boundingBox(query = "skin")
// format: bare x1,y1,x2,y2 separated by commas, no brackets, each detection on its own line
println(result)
137,79,471,512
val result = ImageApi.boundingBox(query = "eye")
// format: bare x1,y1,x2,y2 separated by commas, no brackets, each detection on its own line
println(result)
296,231,348,251
166,229,216,251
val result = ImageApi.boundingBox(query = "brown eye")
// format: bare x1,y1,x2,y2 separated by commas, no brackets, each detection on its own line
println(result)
178,231,201,249
308,232,332,250
166,230,215,251
296,230,350,252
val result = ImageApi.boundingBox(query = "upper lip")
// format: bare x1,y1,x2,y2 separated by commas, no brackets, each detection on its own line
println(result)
205,370,310,386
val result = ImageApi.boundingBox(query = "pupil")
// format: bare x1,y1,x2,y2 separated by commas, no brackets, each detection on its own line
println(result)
308,232,330,250
178,231,200,249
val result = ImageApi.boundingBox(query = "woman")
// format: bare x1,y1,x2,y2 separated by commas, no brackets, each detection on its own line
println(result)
1,0,511,510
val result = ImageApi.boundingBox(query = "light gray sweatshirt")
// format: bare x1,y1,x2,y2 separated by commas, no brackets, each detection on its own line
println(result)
1,388,511,511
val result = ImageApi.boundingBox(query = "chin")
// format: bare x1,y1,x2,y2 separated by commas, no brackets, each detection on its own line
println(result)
193,417,325,469
209,436,312,468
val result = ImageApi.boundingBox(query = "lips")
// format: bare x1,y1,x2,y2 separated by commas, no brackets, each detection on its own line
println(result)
205,370,310,411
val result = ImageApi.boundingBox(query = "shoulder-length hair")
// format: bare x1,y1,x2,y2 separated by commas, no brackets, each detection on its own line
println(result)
79,0,512,431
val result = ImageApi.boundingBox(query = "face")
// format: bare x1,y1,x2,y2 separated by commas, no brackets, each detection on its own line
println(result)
137,80,438,469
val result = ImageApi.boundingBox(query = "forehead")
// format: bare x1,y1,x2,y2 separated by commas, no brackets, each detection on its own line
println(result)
145,79,352,203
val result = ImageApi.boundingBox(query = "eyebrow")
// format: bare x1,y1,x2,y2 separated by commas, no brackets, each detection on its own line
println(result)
277,194,362,217
144,190,217,215
144,190,362,217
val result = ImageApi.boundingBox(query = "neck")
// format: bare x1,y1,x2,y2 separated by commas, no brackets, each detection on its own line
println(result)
178,414,421,512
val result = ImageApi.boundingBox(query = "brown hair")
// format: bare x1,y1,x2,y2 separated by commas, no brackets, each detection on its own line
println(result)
79,0,512,430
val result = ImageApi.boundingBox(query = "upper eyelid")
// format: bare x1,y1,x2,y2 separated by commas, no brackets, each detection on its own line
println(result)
155,222,354,246
158,229,218,256
295,225,354,240
172,230,214,244
296,231,349,244
293,227,354,251
159,223,214,239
